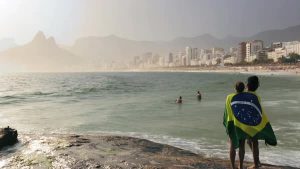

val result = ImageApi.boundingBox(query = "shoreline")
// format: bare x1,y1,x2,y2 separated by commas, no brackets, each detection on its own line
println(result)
0,134,297,169
0,65,299,76
126,65,300,76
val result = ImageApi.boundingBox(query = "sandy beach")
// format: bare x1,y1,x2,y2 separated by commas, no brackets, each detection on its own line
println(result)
127,64,300,76
0,134,297,169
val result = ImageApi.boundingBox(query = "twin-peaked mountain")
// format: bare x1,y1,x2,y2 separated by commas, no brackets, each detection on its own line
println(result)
0,31,84,72
1,24,300,71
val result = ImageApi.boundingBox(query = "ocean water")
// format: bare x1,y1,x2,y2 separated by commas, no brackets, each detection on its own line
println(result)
0,72,299,167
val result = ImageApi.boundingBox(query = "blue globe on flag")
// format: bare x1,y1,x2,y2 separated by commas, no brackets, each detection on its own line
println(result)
230,93,262,126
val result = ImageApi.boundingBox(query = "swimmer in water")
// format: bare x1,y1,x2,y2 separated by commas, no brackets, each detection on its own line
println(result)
176,96,182,104
197,91,202,100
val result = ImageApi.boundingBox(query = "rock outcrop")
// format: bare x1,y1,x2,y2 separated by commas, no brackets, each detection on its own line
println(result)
0,126,18,149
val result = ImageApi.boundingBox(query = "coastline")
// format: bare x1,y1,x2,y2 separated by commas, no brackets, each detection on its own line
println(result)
125,64,300,76
0,134,297,169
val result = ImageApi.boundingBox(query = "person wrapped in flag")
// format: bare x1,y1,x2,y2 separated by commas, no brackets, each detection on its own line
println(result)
223,76,277,169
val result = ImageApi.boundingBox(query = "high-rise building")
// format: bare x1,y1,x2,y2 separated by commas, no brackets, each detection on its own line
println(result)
159,56,165,66
168,52,173,64
175,51,184,66
182,56,187,66
246,42,251,62
133,56,140,66
211,47,225,58
245,40,264,62
192,48,198,60
267,41,300,62
238,42,247,63
185,46,192,66
272,42,282,49
267,48,286,62
152,54,160,65
199,49,212,62
251,40,264,54
284,41,300,55
142,52,152,65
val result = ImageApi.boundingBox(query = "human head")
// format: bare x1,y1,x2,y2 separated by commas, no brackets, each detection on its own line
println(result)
235,81,245,93
247,76,259,91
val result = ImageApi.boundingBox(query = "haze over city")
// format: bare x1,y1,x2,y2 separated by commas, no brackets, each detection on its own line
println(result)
1,0,300,44
1,1,300,168
0,0,300,72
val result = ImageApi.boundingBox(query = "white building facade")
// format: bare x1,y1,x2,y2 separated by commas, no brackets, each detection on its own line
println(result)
245,40,263,62
185,46,192,66
267,41,300,62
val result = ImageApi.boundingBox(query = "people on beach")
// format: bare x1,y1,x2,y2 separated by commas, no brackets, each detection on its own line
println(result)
245,76,262,169
226,81,247,169
197,91,202,100
223,76,277,169
176,96,183,104
235,81,245,93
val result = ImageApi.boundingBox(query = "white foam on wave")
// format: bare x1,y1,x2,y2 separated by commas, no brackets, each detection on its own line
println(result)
263,101,280,107
286,121,300,130
22,137,52,155
259,148,300,168
263,99,299,107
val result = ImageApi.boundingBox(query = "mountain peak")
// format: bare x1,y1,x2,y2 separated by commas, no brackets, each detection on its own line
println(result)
196,33,217,39
104,34,123,40
47,36,56,45
32,31,46,42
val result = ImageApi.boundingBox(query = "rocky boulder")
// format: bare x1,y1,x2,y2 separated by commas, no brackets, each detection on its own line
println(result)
0,126,18,150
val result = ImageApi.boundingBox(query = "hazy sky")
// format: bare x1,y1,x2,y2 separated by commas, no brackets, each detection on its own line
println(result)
1,0,300,44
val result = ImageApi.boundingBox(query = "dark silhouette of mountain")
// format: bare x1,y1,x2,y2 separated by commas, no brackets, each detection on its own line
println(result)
247,24,300,45
0,31,83,72
0,38,17,52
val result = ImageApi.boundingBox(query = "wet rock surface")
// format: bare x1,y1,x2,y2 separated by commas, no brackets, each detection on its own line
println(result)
0,127,18,150
0,134,297,169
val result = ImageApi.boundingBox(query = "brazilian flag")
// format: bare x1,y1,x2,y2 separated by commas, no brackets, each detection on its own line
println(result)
223,91,277,149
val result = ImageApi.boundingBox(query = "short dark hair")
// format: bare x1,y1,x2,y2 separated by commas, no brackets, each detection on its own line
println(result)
247,76,259,91
235,81,245,93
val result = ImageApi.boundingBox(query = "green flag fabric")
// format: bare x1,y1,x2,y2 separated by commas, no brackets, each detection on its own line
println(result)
223,92,277,149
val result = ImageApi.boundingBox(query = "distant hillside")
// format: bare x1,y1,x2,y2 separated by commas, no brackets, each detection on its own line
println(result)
0,38,17,52
69,24,300,63
1,24,300,72
247,24,300,45
0,31,84,72
70,35,167,63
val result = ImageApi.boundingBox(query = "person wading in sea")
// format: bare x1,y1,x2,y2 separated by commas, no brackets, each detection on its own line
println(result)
197,91,202,100
176,96,183,104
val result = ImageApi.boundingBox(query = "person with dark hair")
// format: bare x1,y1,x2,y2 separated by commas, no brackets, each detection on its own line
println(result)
235,81,245,93
224,76,277,169
246,76,261,169
226,81,246,169
247,75,259,91
197,91,202,100
176,96,182,104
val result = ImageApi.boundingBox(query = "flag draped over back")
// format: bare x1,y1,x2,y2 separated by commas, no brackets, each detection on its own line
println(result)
223,92,277,149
